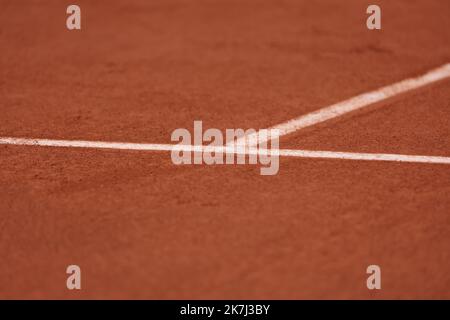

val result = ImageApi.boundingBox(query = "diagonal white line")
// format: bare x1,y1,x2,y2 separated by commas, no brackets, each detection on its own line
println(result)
230,63,450,146
1,137,449,165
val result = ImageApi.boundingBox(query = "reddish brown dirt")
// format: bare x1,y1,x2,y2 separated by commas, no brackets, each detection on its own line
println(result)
282,79,450,155
0,0,449,299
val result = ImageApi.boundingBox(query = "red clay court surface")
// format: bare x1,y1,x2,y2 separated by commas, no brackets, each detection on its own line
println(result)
1,0,449,299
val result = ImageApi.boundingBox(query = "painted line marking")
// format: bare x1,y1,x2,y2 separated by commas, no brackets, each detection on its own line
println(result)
1,137,449,165
231,63,450,146
278,149,450,165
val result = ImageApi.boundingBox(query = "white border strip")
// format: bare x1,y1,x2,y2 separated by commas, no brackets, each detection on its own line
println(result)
232,63,450,146
278,149,450,165
1,137,449,165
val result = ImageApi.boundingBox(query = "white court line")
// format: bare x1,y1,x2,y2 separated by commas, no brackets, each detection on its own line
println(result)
278,149,450,165
1,137,450,165
231,63,450,146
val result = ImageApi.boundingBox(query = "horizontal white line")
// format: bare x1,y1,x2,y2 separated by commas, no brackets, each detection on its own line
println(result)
277,149,450,164
231,63,450,146
0,137,177,152
1,137,449,165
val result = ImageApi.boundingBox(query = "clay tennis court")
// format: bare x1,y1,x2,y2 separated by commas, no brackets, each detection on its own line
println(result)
1,0,449,299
